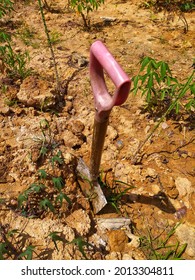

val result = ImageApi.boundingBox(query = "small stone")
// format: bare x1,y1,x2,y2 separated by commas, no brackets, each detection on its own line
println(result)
62,130,83,149
107,230,128,252
161,122,169,129
176,224,195,257
0,104,10,115
70,120,85,134
67,95,73,101
167,177,179,199
175,177,192,198
116,139,124,150
144,125,150,134
144,168,157,179
65,209,91,236
107,125,118,141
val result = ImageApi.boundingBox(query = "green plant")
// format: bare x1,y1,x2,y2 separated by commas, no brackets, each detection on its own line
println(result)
132,64,194,163
48,232,64,251
0,224,37,260
139,223,187,260
0,0,14,19
49,30,62,45
70,0,104,28
18,25,38,47
0,39,31,79
132,56,195,115
141,0,194,32
18,245,36,260
18,167,71,216
67,237,93,259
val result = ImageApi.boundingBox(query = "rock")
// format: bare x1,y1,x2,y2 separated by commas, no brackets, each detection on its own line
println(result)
0,104,10,115
143,167,157,179
69,120,85,135
17,76,56,109
62,130,84,149
175,224,195,257
107,125,118,141
175,177,192,198
107,230,128,252
65,209,91,236
161,122,169,129
71,52,88,68
167,177,179,199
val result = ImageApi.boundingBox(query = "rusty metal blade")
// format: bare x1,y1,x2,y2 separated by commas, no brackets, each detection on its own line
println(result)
77,157,107,214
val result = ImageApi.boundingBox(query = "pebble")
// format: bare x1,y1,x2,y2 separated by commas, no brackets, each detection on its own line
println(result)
161,122,169,129
175,177,192,198
115,139,124,150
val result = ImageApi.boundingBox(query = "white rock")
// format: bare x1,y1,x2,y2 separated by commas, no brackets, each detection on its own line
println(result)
176,224,195,257
175,177,192,197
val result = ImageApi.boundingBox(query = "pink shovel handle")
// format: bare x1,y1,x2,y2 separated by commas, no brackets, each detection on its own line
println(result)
90,40,131,122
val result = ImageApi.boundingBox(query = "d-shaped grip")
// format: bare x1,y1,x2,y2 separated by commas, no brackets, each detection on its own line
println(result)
90,40,131,122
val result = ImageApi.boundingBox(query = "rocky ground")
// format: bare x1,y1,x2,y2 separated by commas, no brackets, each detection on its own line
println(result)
0,0,194,260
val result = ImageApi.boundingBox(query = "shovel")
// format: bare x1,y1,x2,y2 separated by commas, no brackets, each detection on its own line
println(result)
77,40,131,213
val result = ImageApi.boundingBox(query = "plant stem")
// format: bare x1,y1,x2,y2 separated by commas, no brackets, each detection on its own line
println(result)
37,0,60,90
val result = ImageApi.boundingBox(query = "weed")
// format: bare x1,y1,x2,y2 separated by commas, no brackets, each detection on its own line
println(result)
18,245,36,260
39,198,55,212
17,120,71,217
0,39,31,79
18,25,39,48
0,224,37,260
17,167,71,217
98,172,135,213
131,56,195,115
139,223,187,260
48,231,64,251
0,1,31,80
70,0,104,29
132,66,194,163
0,0,14,19
67,237,93,259
49,30,62,45
50,150,64,168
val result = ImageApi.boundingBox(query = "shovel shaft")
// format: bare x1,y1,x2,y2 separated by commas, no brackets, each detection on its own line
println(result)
90,118,109,181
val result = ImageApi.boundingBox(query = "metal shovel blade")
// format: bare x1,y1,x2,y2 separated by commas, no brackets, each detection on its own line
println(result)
77,157,107,214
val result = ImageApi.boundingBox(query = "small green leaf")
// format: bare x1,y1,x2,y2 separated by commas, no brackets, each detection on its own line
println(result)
160,61,167,80
17,193,28,208
48,232,64,251
50,151,63,167
140,56,151,72
39,198,55,212
56,192,71,206
147,73,153,89
7,229,19,238
38,169,48,179
68,237,92,260
132,75,140,89
0,243,8,260
52,177,64,192
18,245,36,260
176,243,187,258
29,183,46,193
